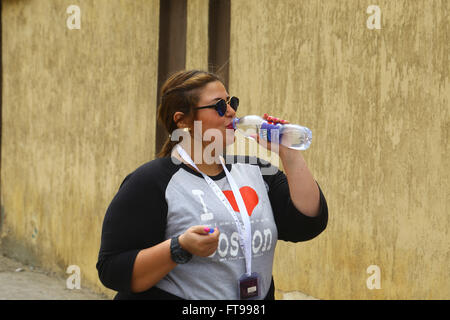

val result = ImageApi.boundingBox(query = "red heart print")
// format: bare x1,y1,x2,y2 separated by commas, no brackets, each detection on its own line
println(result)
222,186,259,216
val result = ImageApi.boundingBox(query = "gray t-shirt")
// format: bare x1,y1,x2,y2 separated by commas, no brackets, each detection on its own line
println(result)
156,160,278,299
97,156,328,300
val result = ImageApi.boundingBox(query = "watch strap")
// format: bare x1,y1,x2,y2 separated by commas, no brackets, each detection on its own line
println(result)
170,235,192,264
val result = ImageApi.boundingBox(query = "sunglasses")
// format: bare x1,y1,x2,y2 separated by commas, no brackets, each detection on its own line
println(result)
196,96,239,116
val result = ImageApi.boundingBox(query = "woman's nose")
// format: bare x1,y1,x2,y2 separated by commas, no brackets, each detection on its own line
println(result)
225,103,236,117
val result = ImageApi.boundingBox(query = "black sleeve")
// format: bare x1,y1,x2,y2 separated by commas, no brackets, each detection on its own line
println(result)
257,158,328,242
96,159,174,293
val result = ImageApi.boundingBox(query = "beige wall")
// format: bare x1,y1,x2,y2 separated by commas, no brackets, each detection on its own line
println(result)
186,0,209,71
230,0,449,299
1,0,448,300
1,0,159,298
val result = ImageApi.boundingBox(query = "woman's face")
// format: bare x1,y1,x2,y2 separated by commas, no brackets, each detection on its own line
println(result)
192,80,236,151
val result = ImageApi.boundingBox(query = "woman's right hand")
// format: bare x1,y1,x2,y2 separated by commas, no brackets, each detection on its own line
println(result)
178,225,220,257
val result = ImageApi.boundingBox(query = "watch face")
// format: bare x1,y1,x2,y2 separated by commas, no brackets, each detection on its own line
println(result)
175,251,190,264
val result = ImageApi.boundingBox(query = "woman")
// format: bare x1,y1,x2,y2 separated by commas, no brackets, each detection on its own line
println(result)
96,70,328,300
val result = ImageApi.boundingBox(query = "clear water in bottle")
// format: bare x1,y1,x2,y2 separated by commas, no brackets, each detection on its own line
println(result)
232,115,312,150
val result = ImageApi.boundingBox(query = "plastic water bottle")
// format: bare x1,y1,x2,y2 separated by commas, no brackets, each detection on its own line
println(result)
231,115,312,150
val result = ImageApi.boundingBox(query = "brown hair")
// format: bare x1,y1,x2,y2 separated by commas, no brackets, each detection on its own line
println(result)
156,70,222,158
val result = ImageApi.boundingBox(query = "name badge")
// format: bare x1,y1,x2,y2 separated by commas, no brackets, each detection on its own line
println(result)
238,272,260,300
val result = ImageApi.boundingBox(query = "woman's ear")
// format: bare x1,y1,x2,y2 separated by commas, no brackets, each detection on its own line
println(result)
173,112,186,129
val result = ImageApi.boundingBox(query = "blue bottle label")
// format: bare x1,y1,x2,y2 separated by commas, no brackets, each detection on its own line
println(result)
260,122,282,143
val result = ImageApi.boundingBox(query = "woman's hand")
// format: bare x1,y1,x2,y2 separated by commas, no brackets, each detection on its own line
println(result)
263,113,289,125
178,225,220,257
251,113,291,155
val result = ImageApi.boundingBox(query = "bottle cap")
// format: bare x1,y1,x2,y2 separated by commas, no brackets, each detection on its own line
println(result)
232,117,239,129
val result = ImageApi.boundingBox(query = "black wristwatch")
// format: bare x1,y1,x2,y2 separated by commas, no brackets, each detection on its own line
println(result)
170,235,192,264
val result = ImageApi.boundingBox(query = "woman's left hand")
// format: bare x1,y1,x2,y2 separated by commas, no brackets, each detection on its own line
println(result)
263,113,289,125
250,113,290,154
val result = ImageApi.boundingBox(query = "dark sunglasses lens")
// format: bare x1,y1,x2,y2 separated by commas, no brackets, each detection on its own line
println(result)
216,100,227,116
230,97,239,111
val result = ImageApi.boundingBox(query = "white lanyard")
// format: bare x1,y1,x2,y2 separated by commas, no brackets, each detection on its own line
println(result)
176,144,252,276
